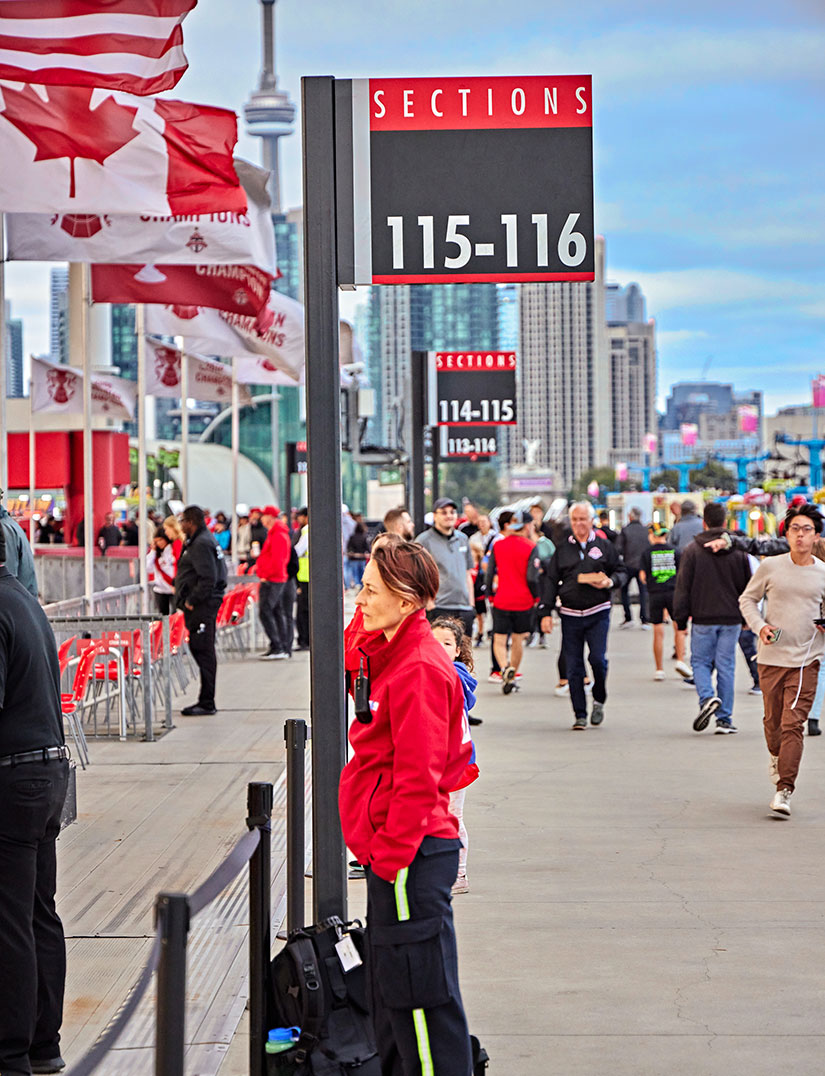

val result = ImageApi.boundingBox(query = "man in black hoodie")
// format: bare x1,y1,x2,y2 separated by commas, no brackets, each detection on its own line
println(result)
673,502,751,734
175,505,227,715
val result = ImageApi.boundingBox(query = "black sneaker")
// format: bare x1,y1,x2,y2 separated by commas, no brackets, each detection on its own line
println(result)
693,696,721,731
468,715,483,726
809,719,822,736
714,721,738,734
572,716,587,730
590,701,605,726
502,665,516,695
30,1060,66,1075
181,704,217,716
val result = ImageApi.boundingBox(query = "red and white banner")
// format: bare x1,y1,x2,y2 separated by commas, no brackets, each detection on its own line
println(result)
737,405,759,435
144,289,305,381
31,355,136,420
6,159,276,269
234,356,302,387
0,1,196,96
680,423,698,447
145,340,251,404
614,462,628,482
813,376,825,409
643,432,657,454
0,83,245,214
91,263,274,316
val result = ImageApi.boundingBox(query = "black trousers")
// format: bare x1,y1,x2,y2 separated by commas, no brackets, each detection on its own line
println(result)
258,580,285,652
296,579,310,648
0,758,69,1075
185,600,220,709
278,578,296,656
365,837,472,1076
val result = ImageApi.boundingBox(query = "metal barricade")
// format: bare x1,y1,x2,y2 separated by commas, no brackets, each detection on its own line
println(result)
42,584,144,618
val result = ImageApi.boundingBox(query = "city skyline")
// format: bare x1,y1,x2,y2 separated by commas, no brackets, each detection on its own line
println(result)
4,0,823,415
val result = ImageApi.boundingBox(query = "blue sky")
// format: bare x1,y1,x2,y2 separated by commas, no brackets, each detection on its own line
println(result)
6,0,824,413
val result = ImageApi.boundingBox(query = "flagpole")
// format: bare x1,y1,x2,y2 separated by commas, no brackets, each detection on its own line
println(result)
80,264,94,612
0,215,7,499
176,336,189,503
231,359,239,571
136,305,149,613
28,381,36,546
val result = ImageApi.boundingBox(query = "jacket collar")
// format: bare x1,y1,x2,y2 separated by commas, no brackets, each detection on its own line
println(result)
569,531,596,545
358,608,430,677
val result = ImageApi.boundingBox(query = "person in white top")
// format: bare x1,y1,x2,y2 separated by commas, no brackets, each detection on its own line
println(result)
739,503,825,817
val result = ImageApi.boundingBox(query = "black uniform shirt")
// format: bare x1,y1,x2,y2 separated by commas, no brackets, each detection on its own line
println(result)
0,568,64,755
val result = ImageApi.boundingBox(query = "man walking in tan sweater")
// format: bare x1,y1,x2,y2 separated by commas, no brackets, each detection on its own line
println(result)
739,502,825,816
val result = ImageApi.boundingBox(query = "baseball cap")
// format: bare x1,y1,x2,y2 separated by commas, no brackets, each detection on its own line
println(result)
261,505,279,518
433,497,458,511
510,509,532,528
648,523,668,537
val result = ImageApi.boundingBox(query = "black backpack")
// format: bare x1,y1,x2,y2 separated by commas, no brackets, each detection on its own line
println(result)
268,918,380,1076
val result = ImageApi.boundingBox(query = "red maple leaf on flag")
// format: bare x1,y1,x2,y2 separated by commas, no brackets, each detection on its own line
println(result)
2,84,139,199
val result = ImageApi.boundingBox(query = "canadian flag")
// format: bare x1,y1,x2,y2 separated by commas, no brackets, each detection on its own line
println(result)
31,355,136,421
144,289,305,381
6,159,277,270
145,339,252,405
0,82,246,215
91,263,274,317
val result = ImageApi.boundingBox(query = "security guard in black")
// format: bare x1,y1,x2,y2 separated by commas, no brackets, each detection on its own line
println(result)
0,560,70,1074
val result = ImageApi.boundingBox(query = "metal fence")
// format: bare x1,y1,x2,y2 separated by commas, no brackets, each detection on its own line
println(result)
43,585,145,619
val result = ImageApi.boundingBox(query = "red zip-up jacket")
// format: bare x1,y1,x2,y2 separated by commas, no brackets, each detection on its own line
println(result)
254,520,291,583
339,608,471,883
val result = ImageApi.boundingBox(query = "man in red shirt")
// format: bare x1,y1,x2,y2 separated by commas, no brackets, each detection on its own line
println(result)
254,505,292,660
485,509,540,694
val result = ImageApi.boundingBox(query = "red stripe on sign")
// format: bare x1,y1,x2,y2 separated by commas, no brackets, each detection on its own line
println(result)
373,272,595,284
0,63,187,95
369,75,591,131
0,0,195,17
0,25,184,59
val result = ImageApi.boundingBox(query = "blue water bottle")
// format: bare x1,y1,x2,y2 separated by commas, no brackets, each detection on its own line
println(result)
265,1027,301,1054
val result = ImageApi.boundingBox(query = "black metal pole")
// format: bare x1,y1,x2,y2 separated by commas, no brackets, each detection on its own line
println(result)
410,351,427,534
154,892,189,1076
247,781,273,1076
301,74,348,924
430,427,440,506
284,718,308,932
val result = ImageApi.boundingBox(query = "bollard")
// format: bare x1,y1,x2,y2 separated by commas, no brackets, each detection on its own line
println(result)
162,614,173,729
247,781,273,1076
155,892,190,1076
285,719,308,933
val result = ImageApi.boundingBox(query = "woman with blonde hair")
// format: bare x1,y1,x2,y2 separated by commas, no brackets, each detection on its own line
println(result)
162,515,185,576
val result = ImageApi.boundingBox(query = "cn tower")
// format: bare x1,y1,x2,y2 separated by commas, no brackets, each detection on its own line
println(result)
244,0,295,213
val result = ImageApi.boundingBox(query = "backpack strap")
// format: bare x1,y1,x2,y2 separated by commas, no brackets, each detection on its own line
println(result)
285,935,326,1063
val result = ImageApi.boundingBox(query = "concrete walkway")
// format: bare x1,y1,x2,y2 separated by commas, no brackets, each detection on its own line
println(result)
57,610,825,1075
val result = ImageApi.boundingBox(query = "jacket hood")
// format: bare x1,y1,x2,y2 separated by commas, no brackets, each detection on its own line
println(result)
453,660,477,712
693,527,732,552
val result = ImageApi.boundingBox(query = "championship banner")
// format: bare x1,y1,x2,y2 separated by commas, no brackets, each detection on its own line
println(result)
145,340,252,404
234,356,302,387
680,423,698,447
31,355,135,421
91,263,274,317
813,376,825,409
737,405,758,435
6,159,276,270
643,432,657,454
144,289,305,381
0,83,245,215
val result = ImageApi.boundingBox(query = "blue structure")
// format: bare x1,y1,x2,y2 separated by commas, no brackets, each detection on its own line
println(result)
775,436,825,489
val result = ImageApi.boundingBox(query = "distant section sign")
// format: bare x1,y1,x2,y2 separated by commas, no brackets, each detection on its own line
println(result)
335,75,593,285
441,426,499,459
434,351,516,428
286,440,307,475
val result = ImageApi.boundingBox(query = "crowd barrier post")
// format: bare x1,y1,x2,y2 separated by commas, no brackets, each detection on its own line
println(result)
162,614,173,729
285,719,308,932
154,892,190,1076
247,781,274,1076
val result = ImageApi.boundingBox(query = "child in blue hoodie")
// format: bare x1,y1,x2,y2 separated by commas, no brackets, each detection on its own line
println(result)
431,617,480,895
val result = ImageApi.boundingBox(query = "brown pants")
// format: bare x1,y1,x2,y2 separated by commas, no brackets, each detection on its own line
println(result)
758,661,819,792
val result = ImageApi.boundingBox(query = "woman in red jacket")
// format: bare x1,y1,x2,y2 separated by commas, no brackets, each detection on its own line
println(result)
339,540,473,1076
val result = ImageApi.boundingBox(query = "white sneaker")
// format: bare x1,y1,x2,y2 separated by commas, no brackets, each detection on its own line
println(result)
674,660,693,680
768,754,779,786
770,788,792,816
749,686,763,696
451,874,470,895
654,670,666,681
584,681,593,694
553,683,569,697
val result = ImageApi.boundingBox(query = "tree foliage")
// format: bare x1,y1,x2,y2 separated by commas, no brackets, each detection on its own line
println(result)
688,460,737,491
439,460,501,511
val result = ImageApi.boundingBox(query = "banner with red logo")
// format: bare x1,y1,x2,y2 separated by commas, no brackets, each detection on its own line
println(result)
737,404,759,435
234,356,303,387
144,289,305,381
91,263,273,317
6,159,276,269
0,0,196,96
813,376,825,409
145,340,252,404
31,355,136,421
680,423,698,447
643,432,657,454
0,83,245,214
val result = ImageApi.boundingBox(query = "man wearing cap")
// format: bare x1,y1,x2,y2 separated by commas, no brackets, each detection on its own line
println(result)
416,498,475,636
254,506,292,660
485,509,540,694
0,529,70,1075
539,502,627,730
639,524,691,681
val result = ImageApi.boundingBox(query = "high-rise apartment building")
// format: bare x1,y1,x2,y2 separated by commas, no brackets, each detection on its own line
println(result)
606,281,646,323
4,301,23,398
49,267,69,365
607,320,657,466
514,236,608,487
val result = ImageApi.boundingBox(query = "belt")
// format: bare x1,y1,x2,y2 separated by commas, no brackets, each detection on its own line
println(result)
0,745,70,768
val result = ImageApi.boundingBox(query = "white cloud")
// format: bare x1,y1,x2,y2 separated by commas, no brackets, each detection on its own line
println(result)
609,266,820,313
657,329,710,347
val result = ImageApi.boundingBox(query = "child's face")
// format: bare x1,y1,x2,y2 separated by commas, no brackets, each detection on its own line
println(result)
432,627,459,662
